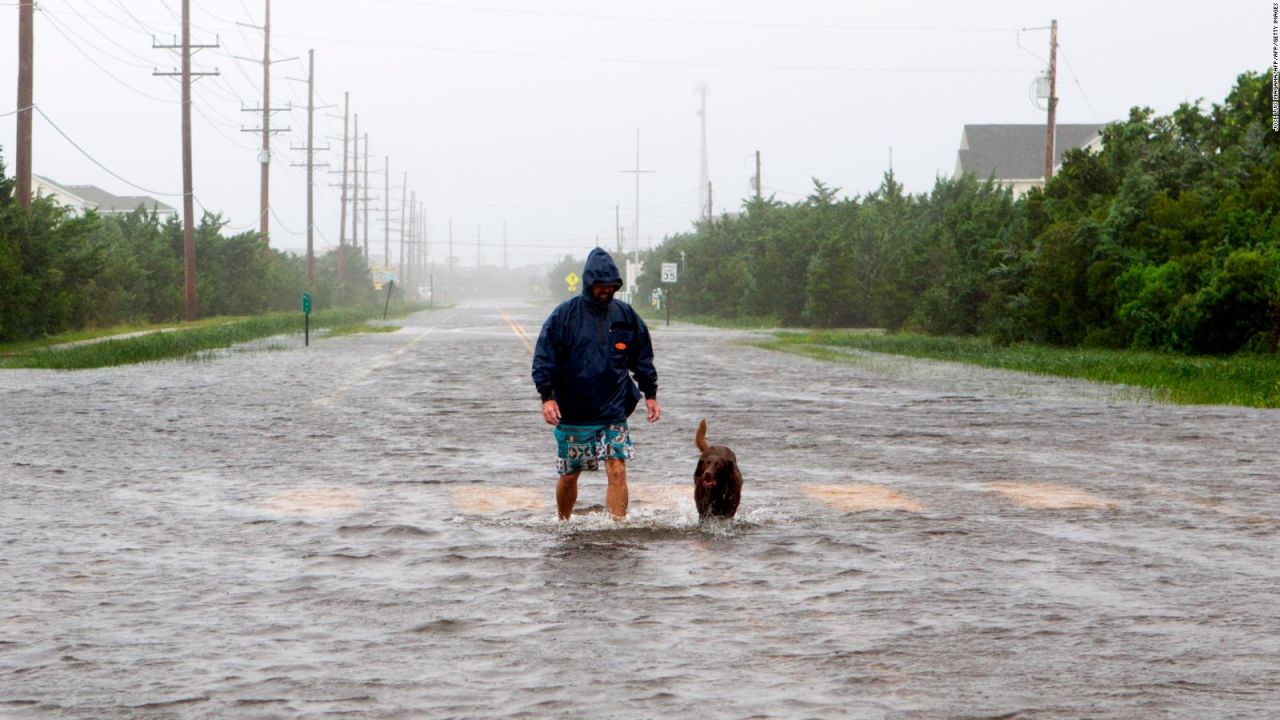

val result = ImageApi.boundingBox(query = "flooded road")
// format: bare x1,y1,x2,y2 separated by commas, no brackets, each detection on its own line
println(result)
2,301,1278,719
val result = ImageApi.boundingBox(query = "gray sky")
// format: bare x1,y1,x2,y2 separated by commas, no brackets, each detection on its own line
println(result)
0,0,1265,268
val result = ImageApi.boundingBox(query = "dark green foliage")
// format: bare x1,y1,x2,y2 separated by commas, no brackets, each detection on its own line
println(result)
0,156,374,343
644,70,1279,357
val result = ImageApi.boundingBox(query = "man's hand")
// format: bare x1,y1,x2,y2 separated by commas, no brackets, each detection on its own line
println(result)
542,399,561,425
645,398,661,423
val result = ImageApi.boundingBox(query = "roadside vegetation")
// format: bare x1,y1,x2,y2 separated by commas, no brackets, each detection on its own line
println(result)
758,331,1280,408
0,304,428,370
621,70,1280,408
631,73,1277,344
0,165,383,345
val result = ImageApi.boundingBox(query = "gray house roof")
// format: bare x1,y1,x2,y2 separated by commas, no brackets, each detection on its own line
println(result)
62,183,178,215
955,124,1105,181
32,175,177,216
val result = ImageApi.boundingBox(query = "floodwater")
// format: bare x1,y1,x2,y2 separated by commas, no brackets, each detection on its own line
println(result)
2,301,1277,719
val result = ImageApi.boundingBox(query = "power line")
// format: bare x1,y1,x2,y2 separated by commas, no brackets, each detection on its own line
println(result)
363,0,1019,34
0,104,34,119
273,31,1036,75
40,9,178,103
1057,43,1101,123
33,105,183,197
41,0,159,66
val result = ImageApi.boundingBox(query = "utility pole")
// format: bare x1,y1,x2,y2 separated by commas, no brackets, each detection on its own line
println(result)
754,150,762,202
618,129,655,290
258,0,272,246
383,155,390,269
707,181,713,219
696,82,710,220
1044,18,1059,182
291,49,325,280
16,0,33,210
351,114,359,258
399,171,408,283
236,0,290,252
154,2,219,321
363,132,370,260
337,92,349,282
406,189,416,291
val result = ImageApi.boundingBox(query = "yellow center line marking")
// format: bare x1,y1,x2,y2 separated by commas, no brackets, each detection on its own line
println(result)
314,315,450,407
500,310,534,356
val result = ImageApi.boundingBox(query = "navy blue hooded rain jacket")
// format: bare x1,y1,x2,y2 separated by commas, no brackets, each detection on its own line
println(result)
532,249,658,425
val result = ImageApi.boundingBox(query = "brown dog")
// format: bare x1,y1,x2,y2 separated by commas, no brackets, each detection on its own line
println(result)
694,418,743,519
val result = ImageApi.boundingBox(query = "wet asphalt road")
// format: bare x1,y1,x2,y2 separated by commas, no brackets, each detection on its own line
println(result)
1,300,1278,719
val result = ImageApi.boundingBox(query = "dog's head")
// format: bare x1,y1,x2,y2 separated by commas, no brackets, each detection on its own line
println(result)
697,446,740,490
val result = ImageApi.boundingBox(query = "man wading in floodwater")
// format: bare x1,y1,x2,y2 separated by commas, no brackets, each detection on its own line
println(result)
532,248,661,521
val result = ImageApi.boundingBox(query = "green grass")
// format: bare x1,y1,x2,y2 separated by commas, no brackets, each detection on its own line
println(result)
0,306,415,370
757,330,1280,409
0,316,234,356
326,323,400,338
635,308,785,330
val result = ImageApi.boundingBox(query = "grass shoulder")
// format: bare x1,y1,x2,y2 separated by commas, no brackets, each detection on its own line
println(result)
0,302,433,370
757,330,1280,409
635,309,785,330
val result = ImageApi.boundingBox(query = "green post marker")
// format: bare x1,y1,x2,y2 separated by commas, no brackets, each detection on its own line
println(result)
302,292,312,347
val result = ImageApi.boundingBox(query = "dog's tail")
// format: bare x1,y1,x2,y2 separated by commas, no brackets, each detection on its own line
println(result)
695,418,709,452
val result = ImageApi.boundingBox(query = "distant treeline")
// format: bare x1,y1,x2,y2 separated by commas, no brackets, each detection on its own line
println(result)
0,168,377,344
636,70,1278,356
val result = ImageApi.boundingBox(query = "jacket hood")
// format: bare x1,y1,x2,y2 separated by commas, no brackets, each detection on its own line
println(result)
581,248,623,299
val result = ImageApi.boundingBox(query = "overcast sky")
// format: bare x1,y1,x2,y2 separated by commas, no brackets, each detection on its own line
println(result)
0,0,1266,268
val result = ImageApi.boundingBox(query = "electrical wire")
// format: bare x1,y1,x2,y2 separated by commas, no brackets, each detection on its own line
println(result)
363,0,1019,34
33,105,183,197
41,0,158,67
1057,43,1101,122
272,31,1036,75
39,10,178,104
0,104,34,119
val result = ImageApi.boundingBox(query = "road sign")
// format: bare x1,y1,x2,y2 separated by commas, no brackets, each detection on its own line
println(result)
661,263,678,283
301,292,312,314
565,271,580,292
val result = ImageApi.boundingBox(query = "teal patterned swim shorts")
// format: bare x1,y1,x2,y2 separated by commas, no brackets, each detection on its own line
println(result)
554,423,633,474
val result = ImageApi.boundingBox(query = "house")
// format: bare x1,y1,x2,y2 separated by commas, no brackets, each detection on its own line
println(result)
954,123,1106,198
32,175,178,219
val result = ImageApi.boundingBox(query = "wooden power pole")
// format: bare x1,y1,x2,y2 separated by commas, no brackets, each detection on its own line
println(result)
259,0,271,246
1044,19,1059,182
351,113,359,258
154,1,218,320
16,0,33,210
383,155,390,269
305,49,315,280
363,132,370,260
399,171,408,279
337,92,349,282
236,0,290,253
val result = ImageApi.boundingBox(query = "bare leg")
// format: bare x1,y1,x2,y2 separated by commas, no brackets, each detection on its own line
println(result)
605,458,628,520
556,471,580,521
